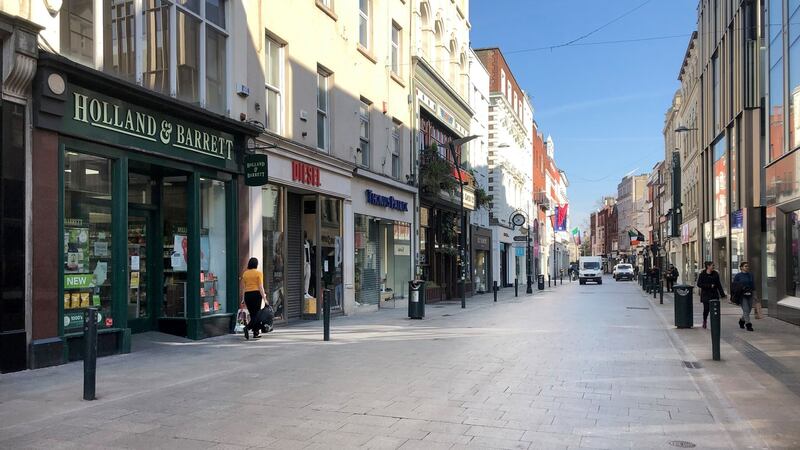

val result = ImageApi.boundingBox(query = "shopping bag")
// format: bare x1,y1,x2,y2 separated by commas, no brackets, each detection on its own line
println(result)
234,308,249,333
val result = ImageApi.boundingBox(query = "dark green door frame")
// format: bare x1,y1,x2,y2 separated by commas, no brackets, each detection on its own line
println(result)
126,207,157,333
58,137,240,344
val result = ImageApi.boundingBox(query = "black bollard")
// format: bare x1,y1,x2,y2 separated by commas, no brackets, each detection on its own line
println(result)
83,307,98,401
710,299,721,361
560,273,563,285
548,275,551,287
323,290,331,341
514,278,518,297
659,281,664,304
493,281,498,302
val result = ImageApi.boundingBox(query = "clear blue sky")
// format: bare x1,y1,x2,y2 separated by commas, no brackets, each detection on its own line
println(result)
470,0,697,231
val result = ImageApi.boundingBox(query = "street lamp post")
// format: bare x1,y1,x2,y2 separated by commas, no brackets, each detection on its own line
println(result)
447,135,480,309
526,205,533,294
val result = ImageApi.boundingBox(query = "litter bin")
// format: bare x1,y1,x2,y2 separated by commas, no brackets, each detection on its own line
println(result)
537,274,545,291
673,284,694,328
408,280,426,319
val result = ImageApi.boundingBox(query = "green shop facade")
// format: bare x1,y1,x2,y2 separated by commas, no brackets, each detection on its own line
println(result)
29,54,257,368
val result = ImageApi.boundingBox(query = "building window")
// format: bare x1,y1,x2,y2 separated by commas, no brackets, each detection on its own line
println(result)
769,0,785,161
64,0,227,113
712,52,719,132
500,70,506,96
359,100,371,167
359,0,370,49
206,28,227,114
390,23,401,75
143,0,171,95
104,0,136,81
391,122,401,179
789,1,800,151
62,0,95,66
265,36,284,133
317,69,330,151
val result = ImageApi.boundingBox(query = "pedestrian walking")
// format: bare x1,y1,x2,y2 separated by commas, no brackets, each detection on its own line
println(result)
666,264,679,292
696,261,726,329
240,257,271,340
633,265,639,280
732,261,756,331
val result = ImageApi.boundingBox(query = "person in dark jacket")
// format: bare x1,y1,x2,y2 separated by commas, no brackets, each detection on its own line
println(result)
665,265,679,292
696,261,726,329
732,261,756,331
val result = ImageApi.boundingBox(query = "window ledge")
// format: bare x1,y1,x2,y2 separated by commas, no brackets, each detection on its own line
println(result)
315,1,338,21
390,72,406,87
357,45,377,64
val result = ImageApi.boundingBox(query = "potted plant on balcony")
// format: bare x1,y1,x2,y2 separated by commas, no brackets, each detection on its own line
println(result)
419,144,458,198
474,187,490,210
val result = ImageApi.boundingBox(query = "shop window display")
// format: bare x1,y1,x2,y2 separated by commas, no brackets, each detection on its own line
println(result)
354,215,411,307
200,178,227,314
789,210,800,297
163,176,188,317
320,196,343,311
262,185,285,321
63,152,113,332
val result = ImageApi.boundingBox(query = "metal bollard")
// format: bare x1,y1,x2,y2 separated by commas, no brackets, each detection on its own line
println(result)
83,307,98,401
548,275,551,287
659,281,664,304
560,274,563,285
710,299,721,361
493,281,498,302
323,290,331,341
514,278,518,297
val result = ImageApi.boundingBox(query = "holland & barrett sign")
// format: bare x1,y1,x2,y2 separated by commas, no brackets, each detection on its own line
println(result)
67,87,237,170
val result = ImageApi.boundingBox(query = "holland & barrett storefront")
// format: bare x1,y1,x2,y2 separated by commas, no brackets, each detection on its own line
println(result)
29,54,256,367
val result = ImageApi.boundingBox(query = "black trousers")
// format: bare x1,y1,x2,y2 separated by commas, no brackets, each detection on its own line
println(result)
666,278,674,291
701,299,710,322
244,291,263,332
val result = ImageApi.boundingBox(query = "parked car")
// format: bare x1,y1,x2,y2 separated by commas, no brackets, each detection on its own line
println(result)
613,264,634,281
579,256,603,285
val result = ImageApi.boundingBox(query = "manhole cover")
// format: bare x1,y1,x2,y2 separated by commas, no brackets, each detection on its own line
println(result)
442,314,452,317
683,361,703,369
668,441,696,448
626,306,650,310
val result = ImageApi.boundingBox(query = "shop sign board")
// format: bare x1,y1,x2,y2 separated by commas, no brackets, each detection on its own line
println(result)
513,236,528,242
365,189,408,211
244,153,269,186
291,160,321,186
66,87,238,170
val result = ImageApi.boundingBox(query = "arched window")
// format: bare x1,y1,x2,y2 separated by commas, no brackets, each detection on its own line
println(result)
448,39,457,86
434,20,444,73
420,2,430,58
459,52,467,95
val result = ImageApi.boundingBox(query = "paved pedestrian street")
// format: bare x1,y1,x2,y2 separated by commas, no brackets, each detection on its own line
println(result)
2,277,800,450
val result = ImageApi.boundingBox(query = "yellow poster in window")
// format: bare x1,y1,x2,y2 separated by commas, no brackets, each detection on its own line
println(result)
130,271,140,289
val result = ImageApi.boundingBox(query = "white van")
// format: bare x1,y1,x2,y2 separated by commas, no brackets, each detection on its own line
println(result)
579,256,603,285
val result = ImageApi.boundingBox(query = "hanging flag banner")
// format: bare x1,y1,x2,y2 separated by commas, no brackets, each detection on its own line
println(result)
553,204,568,232
571,227,581,245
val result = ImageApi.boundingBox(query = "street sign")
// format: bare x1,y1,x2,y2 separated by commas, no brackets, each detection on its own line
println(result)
513,236,528,242
244,153,269,186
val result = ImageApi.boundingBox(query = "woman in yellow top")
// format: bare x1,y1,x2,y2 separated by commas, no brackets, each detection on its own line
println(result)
240,257,268,339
